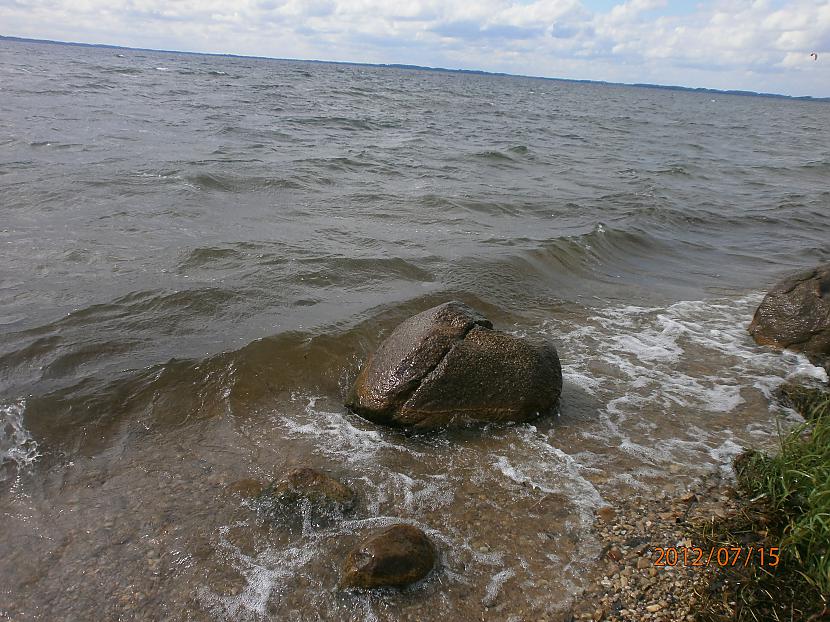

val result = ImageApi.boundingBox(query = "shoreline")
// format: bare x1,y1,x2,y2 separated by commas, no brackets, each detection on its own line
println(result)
572,381,830,622
574,471,735,622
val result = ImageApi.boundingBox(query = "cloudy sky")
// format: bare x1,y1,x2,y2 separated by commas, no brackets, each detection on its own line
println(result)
2,0,829,96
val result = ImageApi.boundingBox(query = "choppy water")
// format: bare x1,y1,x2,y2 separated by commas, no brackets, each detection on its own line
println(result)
1,38,829,621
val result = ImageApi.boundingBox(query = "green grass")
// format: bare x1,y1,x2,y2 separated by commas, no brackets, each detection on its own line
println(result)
695,386,830,621
737,388,830,597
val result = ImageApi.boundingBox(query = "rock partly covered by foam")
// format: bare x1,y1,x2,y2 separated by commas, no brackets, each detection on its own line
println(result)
258,467,355,515
346,301,562,429
749,264,830,366
341,524,436,589
225,478,265,499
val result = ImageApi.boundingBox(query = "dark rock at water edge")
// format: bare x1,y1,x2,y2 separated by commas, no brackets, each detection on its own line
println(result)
346,301,562,429
256,468,355,518
341,524,436,589
776,381,830,418
749,263,830,367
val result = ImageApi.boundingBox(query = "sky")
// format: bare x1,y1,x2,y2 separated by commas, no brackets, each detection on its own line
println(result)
2,0,829,97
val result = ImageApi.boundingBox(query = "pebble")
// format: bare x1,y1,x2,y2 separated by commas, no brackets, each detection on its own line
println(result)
571,472,735,622
607,546,623,561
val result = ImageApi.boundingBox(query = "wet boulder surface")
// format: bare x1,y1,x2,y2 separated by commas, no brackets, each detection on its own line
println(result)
347,301,562,429
749,264,830,365
341,524,436,589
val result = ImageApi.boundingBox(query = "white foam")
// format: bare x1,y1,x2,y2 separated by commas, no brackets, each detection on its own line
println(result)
609,332,683,363
545,292,827,484
556,294,820,414
0,400,38,479
789,360,829,383
561,368,601,395
481,569,515,607
202,523,317,619
276,395,422,464
708,438,745,476
608,472,655,490
492,425,605,527
386,472,454,513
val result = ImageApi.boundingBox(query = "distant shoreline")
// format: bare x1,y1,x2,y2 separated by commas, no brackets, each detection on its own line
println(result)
3,33,828,103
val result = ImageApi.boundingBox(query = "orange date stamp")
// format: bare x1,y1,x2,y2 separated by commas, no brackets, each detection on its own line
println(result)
653,546,780,567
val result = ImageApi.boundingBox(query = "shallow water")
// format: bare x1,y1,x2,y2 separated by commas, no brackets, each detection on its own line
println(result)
1,39,829,621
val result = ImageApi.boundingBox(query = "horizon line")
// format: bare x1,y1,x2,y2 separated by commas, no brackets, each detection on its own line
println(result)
2,34,828,103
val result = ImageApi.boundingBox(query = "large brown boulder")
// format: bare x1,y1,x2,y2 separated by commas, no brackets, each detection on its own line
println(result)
341,524,436,589
749,264,830,364
346,301,562,429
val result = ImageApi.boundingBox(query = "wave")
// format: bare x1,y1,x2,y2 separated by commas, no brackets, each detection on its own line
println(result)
29,141,84,149
0,221,739,455
0,400,38,480
286,116,391,132
184,173,304,192
4,291,488,455
468,147,531,163
106,67,142,75
0,287,243,396
440,224,711,304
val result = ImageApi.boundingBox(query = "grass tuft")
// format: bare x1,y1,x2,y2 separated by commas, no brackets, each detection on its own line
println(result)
695,386,830,621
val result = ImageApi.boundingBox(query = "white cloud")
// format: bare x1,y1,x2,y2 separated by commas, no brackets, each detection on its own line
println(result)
1,0,829,96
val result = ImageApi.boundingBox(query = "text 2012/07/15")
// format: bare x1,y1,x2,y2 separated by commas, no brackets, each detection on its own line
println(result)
653,546,780,567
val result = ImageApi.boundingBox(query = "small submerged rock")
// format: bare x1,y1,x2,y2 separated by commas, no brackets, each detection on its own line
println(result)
749,263,830,366
256,467,355,519
341,524,436,589
347,301,562,429
225,478,265,499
